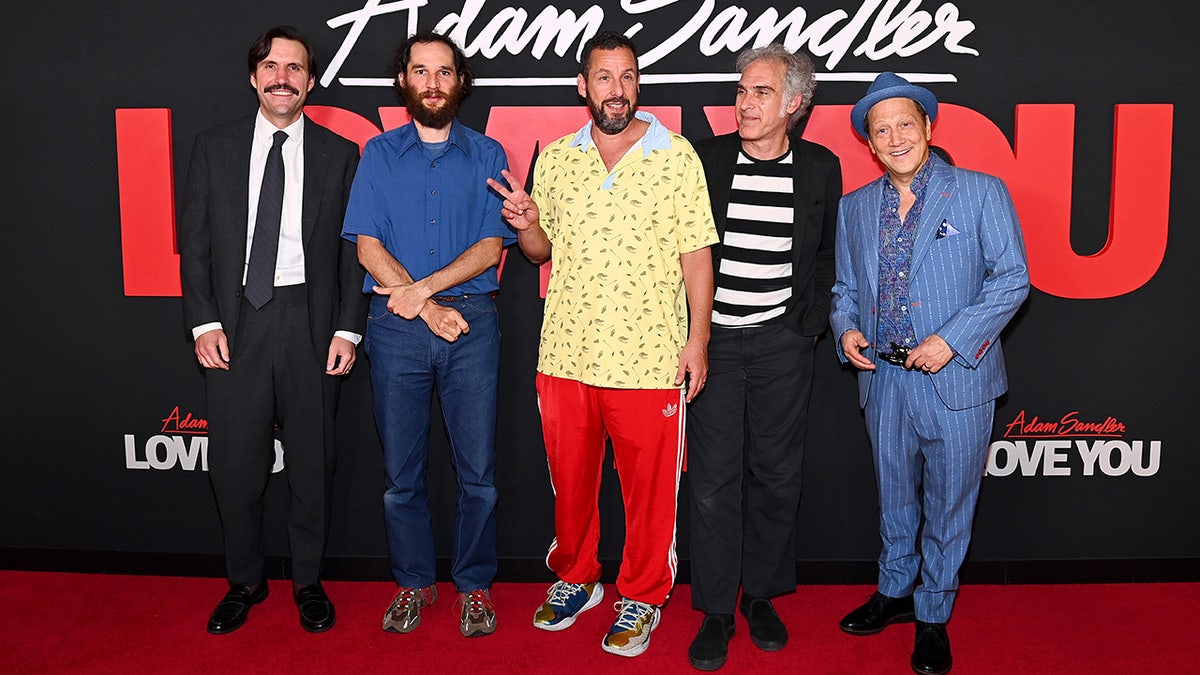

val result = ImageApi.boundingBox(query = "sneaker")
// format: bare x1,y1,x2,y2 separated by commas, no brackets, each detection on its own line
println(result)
601,598,661,657
459,588,497,637
382,585,437,633
533,580,604,631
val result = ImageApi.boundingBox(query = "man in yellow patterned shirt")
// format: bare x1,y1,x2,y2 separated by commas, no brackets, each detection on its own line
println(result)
490,31,717,658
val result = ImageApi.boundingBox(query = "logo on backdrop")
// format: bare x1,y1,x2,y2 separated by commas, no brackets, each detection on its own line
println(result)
986,410,1161,477
123,405,285,473
113,0,1174,300
323,0,980,88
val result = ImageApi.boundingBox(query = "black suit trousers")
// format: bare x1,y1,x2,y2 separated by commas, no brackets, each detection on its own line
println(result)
687,324,816,613
205,285,339,587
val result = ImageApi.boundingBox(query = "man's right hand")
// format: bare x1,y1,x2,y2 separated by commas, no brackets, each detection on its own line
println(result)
488,169,540,231
419,302,470,343
841,329,876,371
195,329,230,370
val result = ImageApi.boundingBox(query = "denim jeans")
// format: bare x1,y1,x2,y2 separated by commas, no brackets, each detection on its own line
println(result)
364,294,500,592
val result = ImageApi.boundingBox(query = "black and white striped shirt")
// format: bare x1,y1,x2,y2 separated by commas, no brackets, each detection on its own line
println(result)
712,149,795,327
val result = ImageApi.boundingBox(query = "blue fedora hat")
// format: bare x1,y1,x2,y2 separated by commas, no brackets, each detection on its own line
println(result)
850,72,938,140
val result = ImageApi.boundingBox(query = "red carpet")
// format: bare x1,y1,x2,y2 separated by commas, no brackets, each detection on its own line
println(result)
3,572,1197,674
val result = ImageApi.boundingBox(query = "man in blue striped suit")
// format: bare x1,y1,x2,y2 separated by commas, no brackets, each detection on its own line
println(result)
830,72,1029,675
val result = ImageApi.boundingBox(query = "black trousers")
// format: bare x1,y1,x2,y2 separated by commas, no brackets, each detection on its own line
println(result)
206,285,339,587
687,323,815,614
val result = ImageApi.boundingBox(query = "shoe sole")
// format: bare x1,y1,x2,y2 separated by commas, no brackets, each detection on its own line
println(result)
532,582,604,632
302,615,336,634
749,635,787,651
688,655,727,671
839,613,916,636
910,658,952,675
462,622,497,638
600,608,661,658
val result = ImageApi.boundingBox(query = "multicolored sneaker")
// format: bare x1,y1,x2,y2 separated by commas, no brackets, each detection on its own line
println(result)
459,588,497,637
382,585,437,633
601,598,661,657
533,580,604,631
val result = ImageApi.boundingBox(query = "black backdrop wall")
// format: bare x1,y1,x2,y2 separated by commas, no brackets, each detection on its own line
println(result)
3,1,1195,580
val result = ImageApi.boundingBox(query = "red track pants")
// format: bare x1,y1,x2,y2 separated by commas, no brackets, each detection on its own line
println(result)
536,373,685,606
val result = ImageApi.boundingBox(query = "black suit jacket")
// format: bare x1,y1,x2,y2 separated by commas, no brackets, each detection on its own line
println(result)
178,114,367,358
694,131,842,337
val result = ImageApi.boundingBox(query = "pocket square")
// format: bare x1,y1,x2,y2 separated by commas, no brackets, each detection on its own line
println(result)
935,220,961,239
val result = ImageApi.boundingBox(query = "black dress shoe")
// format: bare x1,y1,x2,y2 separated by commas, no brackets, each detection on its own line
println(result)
207,580,269,634
911,621,952,674
738,596,787,651
839,592,915,635
294,583,336,633
688,614,735,671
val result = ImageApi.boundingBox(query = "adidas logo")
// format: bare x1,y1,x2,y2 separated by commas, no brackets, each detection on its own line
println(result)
662,403,678,418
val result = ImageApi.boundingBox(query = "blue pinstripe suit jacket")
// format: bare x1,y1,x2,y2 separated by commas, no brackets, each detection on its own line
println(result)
831,155,1030,410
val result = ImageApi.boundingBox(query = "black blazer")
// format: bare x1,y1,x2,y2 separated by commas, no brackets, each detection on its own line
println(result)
694,131,842,337
178,114,367,358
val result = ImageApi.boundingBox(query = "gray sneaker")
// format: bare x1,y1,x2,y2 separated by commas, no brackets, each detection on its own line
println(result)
459,588,497,637
382,585,437,633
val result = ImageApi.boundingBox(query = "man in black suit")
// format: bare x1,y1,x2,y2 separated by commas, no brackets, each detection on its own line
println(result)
686,44,841,670
178,25,366,635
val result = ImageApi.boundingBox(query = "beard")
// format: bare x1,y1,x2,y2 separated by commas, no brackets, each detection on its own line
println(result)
402,83,464,129
587,95,637,135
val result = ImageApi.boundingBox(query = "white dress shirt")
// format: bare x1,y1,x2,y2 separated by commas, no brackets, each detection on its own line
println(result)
193,111,360,346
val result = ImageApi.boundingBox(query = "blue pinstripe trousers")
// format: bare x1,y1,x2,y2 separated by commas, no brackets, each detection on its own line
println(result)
864,362,993,623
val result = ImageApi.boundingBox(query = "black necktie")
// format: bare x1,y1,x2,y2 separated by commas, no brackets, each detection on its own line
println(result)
244,129,288,309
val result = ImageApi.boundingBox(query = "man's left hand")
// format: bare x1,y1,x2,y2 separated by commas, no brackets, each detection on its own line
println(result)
326,336,357,376
905,334,954,374
675,339,709,402
373,282,430,320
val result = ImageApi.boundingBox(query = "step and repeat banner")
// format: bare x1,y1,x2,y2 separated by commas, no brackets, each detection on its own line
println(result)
3,1,1195,572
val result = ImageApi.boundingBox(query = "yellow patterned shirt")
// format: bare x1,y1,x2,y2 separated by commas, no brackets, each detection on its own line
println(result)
532,112,718,389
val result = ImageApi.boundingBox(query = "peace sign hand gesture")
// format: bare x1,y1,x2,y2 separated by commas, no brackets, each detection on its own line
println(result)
487,169,540,231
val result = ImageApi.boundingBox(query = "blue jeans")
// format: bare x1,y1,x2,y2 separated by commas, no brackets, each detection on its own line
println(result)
364,294,500,592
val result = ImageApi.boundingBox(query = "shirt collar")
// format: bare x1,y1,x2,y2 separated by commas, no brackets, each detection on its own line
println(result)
394,118,471,158
253,110,305,147
569,110,671,155
881,151,938,194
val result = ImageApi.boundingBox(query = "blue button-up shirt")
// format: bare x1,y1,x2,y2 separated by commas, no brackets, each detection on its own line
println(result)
876,153,937,350
342,120,515,295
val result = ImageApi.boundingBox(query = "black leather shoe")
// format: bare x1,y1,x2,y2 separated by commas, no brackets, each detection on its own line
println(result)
738,596,787,651
294,583,336,633
688,614,735,671
839,592,915,635
911,621,952,674
207,580,269,634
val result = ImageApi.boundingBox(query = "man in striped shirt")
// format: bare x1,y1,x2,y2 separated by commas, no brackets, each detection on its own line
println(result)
686,44,842,671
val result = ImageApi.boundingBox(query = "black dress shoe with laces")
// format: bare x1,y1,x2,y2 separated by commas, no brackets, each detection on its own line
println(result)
911,621,952,674
738,596,787,651
688,613,735,671
839,592,915,635
207,579,269,634
294,583,336,633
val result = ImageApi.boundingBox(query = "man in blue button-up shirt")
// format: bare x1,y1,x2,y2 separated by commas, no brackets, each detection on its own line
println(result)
341,30,514,639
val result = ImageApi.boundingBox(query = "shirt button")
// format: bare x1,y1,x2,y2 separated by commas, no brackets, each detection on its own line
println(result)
901,305,908,312
899,272,906,278
431,189,437,196
430,162,437,168
429,248,435,254
430,219,436,224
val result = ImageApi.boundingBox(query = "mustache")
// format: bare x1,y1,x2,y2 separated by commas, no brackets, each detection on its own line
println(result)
264,83,299,95
602,96,630,108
